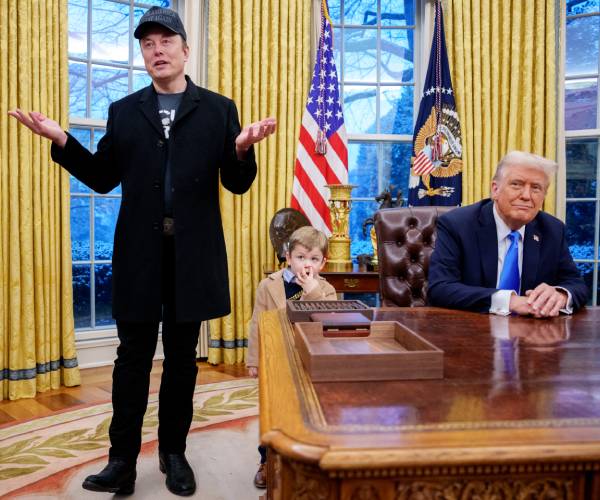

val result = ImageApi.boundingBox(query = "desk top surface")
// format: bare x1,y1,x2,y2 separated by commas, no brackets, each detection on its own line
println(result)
315,307,600,427
259,307,600,467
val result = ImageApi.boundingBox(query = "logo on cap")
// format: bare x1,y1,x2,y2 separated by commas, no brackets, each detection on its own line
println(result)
134,7,187,41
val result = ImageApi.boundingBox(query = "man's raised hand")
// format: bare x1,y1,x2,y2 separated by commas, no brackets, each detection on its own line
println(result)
235,117,276,158
8,109,68,147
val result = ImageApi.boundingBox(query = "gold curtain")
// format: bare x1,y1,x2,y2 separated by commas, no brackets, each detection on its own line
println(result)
206,0,312,364
443,0,559,212
0,0,80,400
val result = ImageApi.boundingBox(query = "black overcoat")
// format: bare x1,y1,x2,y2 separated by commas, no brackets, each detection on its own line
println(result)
51,76,257,322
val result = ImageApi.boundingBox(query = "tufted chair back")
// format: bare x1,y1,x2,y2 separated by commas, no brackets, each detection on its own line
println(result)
374,206,455,307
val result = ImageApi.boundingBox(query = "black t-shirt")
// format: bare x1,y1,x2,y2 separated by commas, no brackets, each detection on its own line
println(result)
157,92,184,217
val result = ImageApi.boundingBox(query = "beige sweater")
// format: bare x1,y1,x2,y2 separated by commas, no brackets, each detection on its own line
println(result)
246,269,337,367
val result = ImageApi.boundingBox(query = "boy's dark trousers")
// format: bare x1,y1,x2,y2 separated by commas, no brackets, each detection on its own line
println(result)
108,235,201,463
258,445,267,464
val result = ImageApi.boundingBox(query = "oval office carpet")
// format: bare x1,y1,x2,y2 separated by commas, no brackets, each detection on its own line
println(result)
0,379,264,499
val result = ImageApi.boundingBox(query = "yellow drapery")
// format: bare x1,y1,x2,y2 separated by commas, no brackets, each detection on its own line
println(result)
206,0,312,364
0,0,80,400
443,0,559,212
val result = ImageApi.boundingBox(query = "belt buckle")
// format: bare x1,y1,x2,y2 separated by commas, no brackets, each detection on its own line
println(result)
163,217,175,235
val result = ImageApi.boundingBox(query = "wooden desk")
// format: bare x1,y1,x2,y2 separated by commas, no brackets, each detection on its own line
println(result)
264,263,379,293
259,307,600,499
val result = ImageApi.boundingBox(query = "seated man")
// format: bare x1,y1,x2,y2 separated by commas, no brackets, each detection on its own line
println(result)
428,151,588,316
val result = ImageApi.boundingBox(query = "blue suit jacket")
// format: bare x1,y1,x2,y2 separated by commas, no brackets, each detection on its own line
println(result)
428,199,588,312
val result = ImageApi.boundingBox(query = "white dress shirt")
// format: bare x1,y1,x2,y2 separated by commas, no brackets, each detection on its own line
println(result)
489,204,573,315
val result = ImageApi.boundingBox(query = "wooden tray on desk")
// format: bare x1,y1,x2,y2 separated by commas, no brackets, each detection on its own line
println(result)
293,321,443,382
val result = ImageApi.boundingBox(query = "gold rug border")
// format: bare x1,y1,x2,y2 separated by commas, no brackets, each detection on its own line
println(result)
0,378,257,442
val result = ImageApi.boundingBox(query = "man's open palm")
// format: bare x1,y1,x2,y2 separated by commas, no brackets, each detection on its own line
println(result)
8,109,67,147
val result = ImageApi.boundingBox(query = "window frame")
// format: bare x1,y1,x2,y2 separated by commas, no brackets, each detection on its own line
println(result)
327,0,427,257
563,6,600,306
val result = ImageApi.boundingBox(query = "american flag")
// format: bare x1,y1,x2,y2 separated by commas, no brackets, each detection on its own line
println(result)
291,0,348,236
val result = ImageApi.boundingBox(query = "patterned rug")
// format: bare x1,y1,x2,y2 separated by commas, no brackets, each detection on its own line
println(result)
0,379,263,499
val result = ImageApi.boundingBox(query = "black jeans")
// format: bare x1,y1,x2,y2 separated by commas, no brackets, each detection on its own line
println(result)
108,235,201,463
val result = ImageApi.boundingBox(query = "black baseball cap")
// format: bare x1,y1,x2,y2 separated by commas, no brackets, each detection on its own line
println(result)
134,7,187,41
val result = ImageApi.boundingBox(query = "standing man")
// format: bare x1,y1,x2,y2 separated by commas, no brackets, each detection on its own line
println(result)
428,151,588,316
9,7,275,496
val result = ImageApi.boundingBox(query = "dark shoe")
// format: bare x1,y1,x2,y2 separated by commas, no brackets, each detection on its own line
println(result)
82,458,136,494
254,463,267,489
159,451,196,496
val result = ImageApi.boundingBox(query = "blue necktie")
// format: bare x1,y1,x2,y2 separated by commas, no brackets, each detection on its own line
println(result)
498,230,520,293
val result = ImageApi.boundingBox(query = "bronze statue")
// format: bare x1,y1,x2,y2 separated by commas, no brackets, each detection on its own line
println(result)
359,186,404,270
269,208,310,263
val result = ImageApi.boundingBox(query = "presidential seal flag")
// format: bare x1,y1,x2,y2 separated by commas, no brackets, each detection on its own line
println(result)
408,0,462,206
290,0,348,235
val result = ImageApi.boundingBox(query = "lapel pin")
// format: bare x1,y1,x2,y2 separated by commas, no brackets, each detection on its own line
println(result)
533,234,539,242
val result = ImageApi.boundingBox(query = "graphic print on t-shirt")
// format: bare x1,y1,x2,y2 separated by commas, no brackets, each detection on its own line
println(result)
159,108,176,139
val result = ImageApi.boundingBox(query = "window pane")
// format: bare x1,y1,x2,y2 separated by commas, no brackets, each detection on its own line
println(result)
573,262,594,306
68,0,88,58
91,127,105,153
566,139,598,198
382,142,411,202
91,128,122,194
94,197,120,260
350,200,380,257
69,61,88,118
328,0,342,24
91,0,130,64
348,142,379,197
73,264,91,328
95,264,114,326
344,28,377,82
142,0,172,6
68,128,91,193
133,6,148,66
344,85,377,133
71,196,90,261
380,29,413,82
567,0,600,16
344,0,377,25
133,70,151,92
382,0,415,26
333,26,342,76
91,65,128,119
566,16,600,76
69,126,91,150
565,78,597,130
380,85,413,134
566,201,596,260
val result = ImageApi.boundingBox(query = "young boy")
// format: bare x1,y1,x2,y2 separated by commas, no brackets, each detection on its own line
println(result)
246,225,336,488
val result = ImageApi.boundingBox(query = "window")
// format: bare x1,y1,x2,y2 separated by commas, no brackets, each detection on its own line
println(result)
565,0,600,305
67,0,176,329
328,0,421,259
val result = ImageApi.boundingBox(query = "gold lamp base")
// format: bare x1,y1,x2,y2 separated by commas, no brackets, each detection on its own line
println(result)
326,184,355,266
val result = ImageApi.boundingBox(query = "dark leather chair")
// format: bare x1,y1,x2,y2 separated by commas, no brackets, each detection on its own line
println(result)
374,206,455,307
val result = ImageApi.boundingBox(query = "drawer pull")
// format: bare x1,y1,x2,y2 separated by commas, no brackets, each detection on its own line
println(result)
344,278,359,288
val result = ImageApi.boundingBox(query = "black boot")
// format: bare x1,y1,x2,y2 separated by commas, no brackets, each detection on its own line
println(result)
82,458,136,494
159,451,196,496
